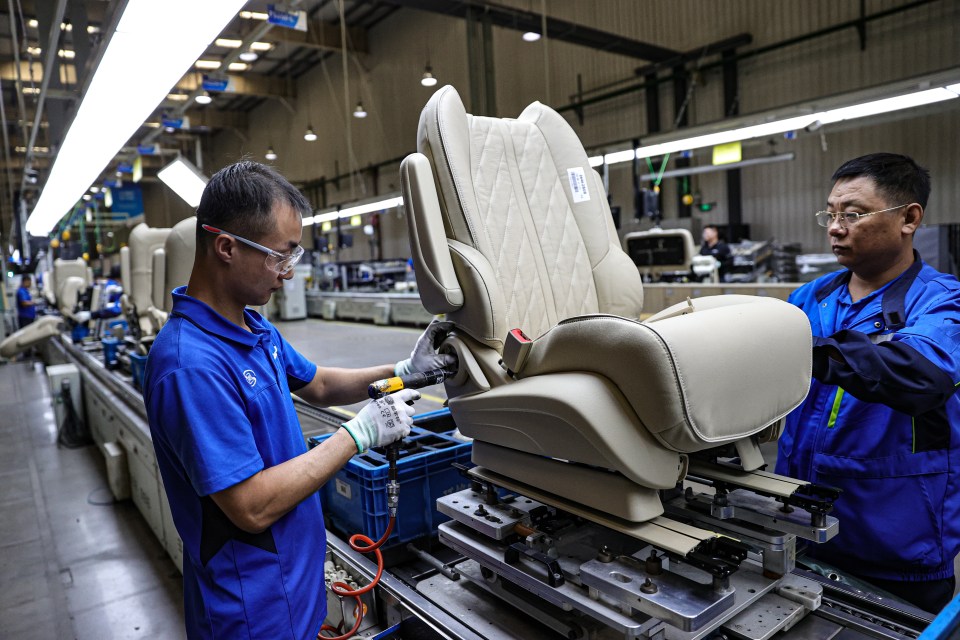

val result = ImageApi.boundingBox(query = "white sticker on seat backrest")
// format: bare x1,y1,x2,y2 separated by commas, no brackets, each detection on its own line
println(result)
567,167,590,203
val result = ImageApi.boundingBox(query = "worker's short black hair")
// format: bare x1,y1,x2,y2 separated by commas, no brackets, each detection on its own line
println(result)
21,274,31,283
832,153,931,209
195,161,311,248
703,224,719,232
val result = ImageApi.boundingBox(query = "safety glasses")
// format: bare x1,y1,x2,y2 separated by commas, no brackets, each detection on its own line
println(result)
814,204,909,228
201,224,304,275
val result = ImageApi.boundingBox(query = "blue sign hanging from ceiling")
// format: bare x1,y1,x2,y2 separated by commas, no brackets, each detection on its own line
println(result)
201,75,234,92
109,184,144,219
267,4,307,31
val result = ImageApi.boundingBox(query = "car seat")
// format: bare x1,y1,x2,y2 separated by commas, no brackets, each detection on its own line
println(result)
399,86,812,523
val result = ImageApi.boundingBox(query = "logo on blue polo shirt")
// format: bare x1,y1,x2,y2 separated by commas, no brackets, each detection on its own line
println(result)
243,370,257,387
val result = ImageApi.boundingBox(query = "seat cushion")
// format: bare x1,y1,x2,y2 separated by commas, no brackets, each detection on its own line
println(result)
518,296,813,452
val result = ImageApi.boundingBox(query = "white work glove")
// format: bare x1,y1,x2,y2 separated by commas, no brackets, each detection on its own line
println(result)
395,319,457,376
340,388,420,454
73,310,91,324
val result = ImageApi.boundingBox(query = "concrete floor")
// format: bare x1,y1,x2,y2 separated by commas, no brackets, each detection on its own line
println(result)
0,358,185,640
271,317,449,417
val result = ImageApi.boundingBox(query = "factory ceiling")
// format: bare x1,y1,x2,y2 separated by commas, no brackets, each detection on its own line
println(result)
0,0,696,261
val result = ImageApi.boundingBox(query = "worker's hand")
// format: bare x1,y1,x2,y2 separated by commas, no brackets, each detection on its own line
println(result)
73,310,91,324
340,388,420,454
395,319,456,376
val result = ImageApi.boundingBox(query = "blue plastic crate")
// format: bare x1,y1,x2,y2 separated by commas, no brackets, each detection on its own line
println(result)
129,353,148,391
310,409,472,546
102,337,120,369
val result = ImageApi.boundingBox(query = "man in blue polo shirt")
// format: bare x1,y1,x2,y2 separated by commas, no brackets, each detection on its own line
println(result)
143,161,454,639
776,153,960,613
16,273,37,328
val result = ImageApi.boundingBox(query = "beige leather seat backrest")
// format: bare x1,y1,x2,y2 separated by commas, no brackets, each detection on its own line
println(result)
162,217,197,312
58,276,86,317
124,223,171,314
120,223,170,335
0,315,63,358
52,258,90,309
413,85,643,352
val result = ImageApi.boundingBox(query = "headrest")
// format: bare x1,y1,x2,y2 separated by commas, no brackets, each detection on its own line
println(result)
127,223,172,313
163,217,197,311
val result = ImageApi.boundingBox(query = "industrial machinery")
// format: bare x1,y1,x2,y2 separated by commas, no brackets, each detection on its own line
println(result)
622,227,699,282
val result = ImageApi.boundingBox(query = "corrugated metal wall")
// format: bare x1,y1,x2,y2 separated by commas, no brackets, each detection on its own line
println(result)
206,0,960,259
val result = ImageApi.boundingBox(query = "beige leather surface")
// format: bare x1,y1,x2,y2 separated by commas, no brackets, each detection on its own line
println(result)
519,300,812,451
469,466,713,555
162,217,197,312
403,86,813,522
399,155,463,313
0,315,63,358
52,258,90,308
414,86,641,350
472,441,664,522
126,223,172,316
449,371,684,489
58,276,86,317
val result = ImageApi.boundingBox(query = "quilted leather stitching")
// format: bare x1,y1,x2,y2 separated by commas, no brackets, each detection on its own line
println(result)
469,118,551,338
512,124,598,319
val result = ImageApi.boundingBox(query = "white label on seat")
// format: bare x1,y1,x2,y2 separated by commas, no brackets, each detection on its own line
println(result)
567,167,590,203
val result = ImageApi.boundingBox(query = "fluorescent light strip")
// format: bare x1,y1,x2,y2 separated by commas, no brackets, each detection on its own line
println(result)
815,88,956,124
305,196,404,226
158,158,208,207
215,38,273,51
635,114,820,160
25,0,247,236
593,82,960,167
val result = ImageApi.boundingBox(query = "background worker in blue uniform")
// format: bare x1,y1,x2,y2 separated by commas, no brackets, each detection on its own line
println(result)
143,161,454,639
16,273,37,328
776,153,960,614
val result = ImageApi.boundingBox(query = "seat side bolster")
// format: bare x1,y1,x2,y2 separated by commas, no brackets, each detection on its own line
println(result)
120,245,131,294
151,248,166,311
591,170,644,318
400,153,464,313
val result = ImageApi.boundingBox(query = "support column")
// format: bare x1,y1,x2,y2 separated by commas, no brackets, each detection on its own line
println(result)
466,8,497,116
672,65,691,219
722,49,743,239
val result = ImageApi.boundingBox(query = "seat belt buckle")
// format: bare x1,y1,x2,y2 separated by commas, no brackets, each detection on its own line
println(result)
502,328,533,376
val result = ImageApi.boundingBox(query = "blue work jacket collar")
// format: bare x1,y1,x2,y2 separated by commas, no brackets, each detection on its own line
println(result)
169,285,268,348
814,250,923,330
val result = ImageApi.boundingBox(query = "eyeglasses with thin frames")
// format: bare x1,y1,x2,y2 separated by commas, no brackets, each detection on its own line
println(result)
814,204,909,228
201,224,304,275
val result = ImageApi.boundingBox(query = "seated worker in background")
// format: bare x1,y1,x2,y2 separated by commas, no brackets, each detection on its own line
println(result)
776,152,960,614
143,161,454,639
17,273,37,329
699,224,732,278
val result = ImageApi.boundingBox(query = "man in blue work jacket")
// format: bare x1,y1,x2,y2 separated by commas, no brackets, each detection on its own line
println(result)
143,161,454,639
776,153,960,614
